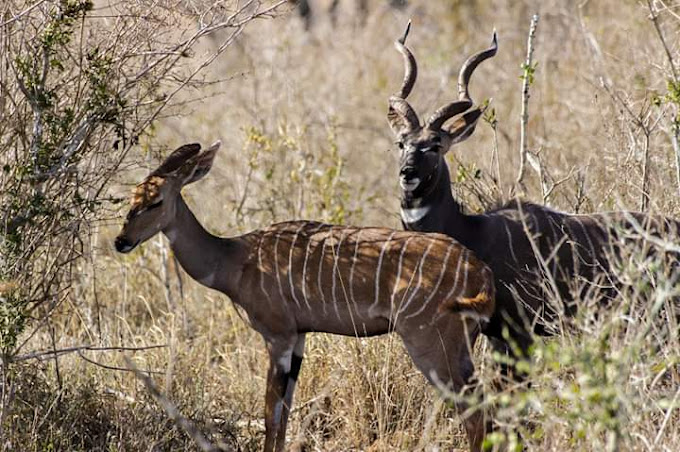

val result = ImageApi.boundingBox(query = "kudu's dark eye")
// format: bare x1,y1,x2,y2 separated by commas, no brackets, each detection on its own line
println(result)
397,142,404,150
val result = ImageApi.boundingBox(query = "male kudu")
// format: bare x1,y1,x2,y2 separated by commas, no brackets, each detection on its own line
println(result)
387,24,679,363
115,141,496,451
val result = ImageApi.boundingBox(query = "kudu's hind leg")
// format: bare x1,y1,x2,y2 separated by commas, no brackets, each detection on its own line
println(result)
264,335,302,452
398,315,490,452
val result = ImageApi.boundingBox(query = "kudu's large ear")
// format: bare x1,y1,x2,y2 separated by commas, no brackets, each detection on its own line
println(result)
441,107,483,144
182,140,221,185
387,97,420,137
150,143,201,177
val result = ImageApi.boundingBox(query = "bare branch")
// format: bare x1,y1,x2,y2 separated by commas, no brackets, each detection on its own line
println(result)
516,14,539,190
647,0,678,82
12,344,167,362
77,350,165,375
0,0,49,27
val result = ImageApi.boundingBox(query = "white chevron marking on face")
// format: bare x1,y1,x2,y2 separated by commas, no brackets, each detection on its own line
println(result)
401,205,430,224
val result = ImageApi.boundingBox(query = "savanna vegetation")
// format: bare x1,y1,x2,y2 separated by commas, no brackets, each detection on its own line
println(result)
0,0,678,450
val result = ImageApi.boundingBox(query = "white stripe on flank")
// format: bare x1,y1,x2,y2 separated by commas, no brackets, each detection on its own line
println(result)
287,223,306,309
258,232,272,304
405,242,454,320
274,230,287,301
527,212,538,228
369,231,397,315
527,211,548,262
546,214,560,242
504,222,519,263
442,248,467,303
389,235,415,312
331,227,351,320
574,216,597,261
317,227,332,315
301,223,325,311
460,250,470,295
562,219,579,270
348,229,363,305
546,215,562,274
397,237,436,314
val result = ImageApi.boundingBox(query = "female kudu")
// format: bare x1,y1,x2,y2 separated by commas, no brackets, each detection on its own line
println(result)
115,141,495,452
387,24,679,364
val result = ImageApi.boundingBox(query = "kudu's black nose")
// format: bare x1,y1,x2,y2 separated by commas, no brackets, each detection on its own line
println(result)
400,166,417,179
114,236,132,253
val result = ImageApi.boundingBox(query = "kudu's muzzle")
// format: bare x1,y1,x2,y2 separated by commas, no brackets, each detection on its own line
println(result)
400,165,418,179
399,161,421,191
114,234,138,253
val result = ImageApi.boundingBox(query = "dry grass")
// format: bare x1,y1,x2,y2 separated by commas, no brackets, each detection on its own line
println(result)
6,0,680,450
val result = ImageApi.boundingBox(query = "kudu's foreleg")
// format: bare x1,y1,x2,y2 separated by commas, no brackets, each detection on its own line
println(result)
264,335,303,452
275,335,306,449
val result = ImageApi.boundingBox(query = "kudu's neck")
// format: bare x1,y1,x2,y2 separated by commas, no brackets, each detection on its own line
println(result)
162,195,246,298
401,159,479,249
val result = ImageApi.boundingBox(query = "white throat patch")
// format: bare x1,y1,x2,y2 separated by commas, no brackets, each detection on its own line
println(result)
400,205,430,223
